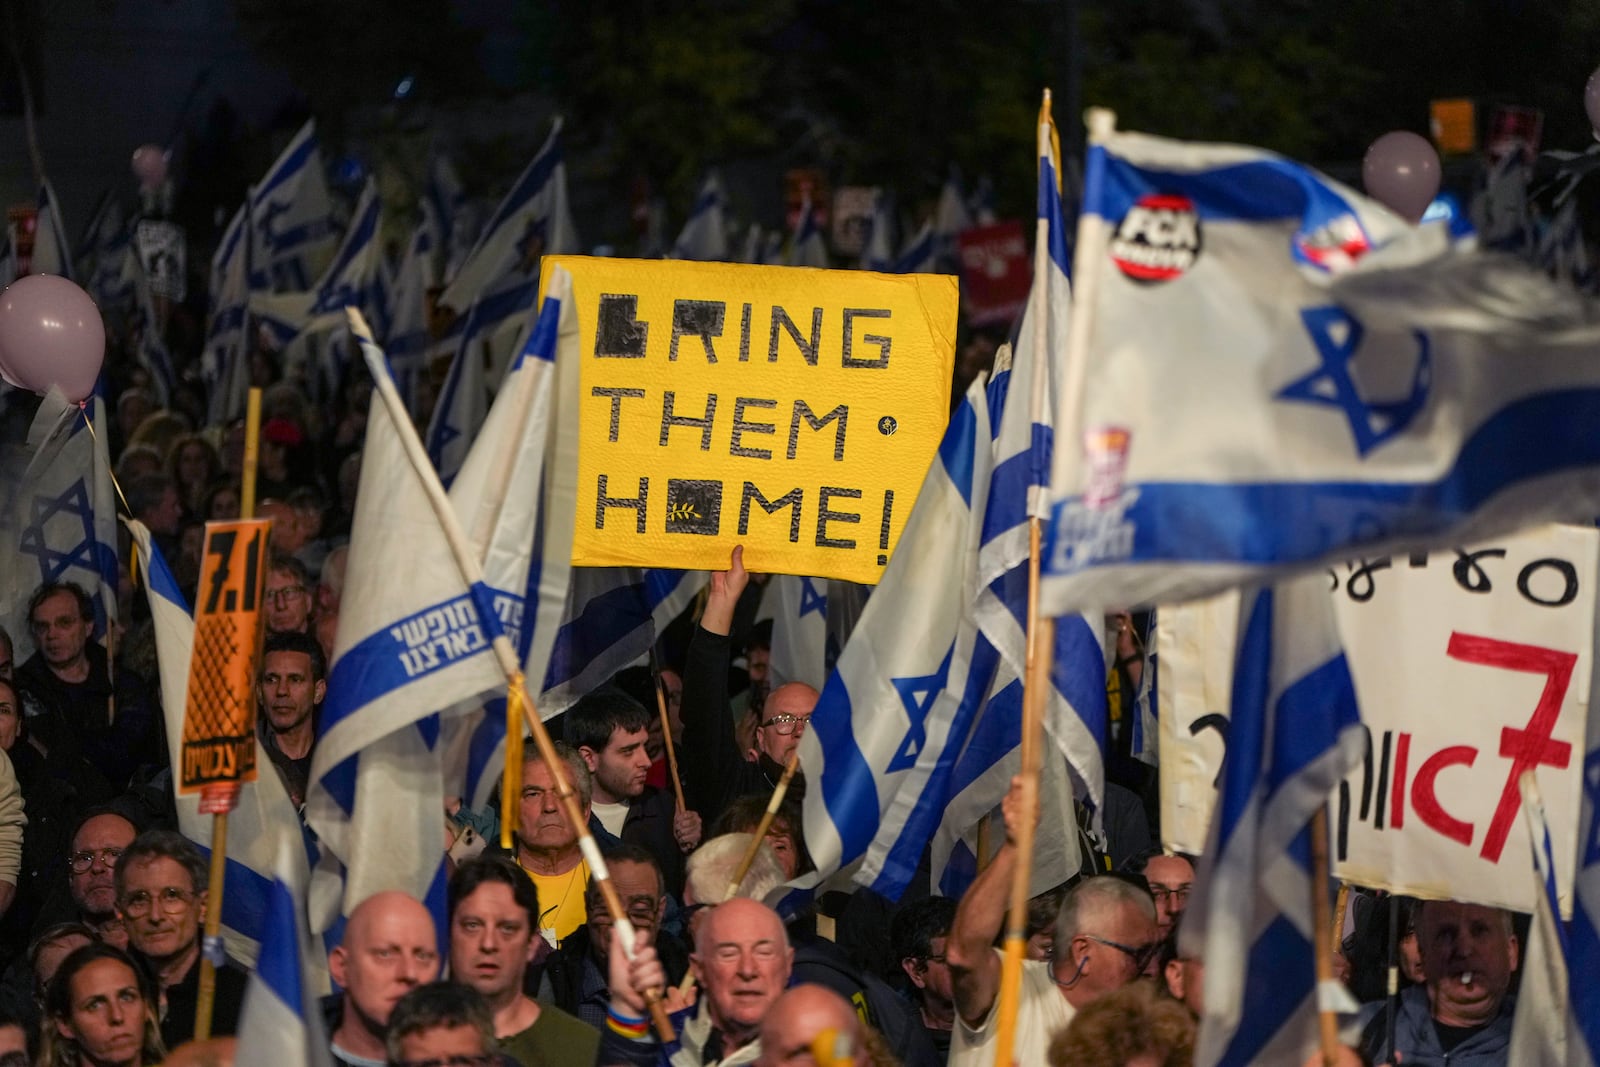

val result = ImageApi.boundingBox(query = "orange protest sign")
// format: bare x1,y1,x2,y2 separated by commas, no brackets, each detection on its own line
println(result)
180,520,270,806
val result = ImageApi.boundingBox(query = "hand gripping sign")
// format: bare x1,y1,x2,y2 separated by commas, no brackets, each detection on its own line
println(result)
546,256,958,584
181,519,271,813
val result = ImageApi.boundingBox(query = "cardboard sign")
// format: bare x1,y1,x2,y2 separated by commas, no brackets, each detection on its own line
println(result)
550,256,958,583
1155,589,1241,855
134,219,187,301
181,520,270,805
1429,98,1477,156
957,222,1031,327
832,186,876,257
1157,526,1595,915
1330,525,1594,916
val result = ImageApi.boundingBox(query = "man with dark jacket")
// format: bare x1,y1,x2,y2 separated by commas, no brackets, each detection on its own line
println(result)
680,548,816,830
16,582,161,792
565,686,701,900
1360,899,1518,1067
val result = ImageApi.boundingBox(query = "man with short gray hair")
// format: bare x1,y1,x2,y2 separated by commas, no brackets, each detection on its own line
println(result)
946,777,1158,1067
512,741,593,947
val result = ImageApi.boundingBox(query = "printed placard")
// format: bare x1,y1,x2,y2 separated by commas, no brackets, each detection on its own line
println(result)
549,256,958,583
180,519,270,796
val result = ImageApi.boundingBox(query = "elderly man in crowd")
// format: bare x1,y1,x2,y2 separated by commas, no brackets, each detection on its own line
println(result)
329,890,441,1067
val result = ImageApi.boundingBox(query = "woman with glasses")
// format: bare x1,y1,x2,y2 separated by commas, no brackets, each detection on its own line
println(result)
38,943,164,1067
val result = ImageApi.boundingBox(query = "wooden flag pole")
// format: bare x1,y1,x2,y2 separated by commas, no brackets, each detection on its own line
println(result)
347,310,675,1042
194,386,263,1041
649,650,687,812
723,749,801,902
1310,808,1341,1067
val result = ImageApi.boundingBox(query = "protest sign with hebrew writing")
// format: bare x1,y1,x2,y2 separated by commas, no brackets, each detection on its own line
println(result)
1329,524,1595,916
548,256,958,583
1158,525,1595,915
181,519,270,810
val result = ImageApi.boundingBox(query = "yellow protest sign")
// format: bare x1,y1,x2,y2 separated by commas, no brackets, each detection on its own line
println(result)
548,256,958,583
181,519,270,806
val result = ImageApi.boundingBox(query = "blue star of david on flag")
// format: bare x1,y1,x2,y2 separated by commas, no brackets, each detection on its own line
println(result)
1583,745,1600,868
1276,305,1432,457
797,577,827,619
18,480,110,583
887,644,954,773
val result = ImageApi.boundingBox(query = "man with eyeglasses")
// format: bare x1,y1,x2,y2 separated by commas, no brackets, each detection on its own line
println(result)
114,829,246,1047
44,807,138,947
1132,850,1195,943
528,844,686,1033
445,856,597,1067
946,777,1158,1067
680,547,818,829
892,897,959,1057
264,555,315,636
384,981,514,1067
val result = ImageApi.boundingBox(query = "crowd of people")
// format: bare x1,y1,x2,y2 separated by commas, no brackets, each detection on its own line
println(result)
0,242,1532,1067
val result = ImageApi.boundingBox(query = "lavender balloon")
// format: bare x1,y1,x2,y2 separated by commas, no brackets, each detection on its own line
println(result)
0,275,106,403
1362,131,1441,223
1586,67,1600,138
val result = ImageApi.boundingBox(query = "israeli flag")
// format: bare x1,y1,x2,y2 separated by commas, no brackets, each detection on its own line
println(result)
249,119,339,293
933,168,973,269
31,180,73,280
892,219,938,275
205,203,253,425
126,521,316,977
1040,126,1600,616
539,567,706,723
236,827,334,1067
435,120,578,377
306,317,510,937
671,171,730,262
426,153,469,281
79,193,131,311
1509,774,1577,1067
440,274,577,811
125,250,176,406
1181,573,1365,1067
1568,674,1600,1066
787,193,830,268
859,190,897,273
384,201,442,409
1,389,118,646
740,224,784,266
425,299,490,488
756,575,831,691
974,95,1106,814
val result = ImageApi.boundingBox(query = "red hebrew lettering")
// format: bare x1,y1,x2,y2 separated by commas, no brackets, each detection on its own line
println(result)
1390,732,1410,829
1445,633,1576,863
1412,745,1477,847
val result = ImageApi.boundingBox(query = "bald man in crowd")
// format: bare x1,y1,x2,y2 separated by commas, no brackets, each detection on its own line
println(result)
680,547,817,828
755,985,865,1067
329,891,441,1067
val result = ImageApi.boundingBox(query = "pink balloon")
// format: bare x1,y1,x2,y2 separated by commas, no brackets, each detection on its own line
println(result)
1362,130,1441,223
0,275,106,403
131,144,168,190
1586,68,1600,138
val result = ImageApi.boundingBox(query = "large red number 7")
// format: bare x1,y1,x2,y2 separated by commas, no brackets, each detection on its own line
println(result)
1445,633,1576,863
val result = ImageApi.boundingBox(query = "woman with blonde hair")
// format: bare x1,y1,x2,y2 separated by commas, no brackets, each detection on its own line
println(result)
39,944,164,1067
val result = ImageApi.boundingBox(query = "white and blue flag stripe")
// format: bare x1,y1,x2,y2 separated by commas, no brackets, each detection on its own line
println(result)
1040,128,1600,615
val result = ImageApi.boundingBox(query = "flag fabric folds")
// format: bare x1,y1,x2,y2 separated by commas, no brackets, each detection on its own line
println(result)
1,389,119,643
384,201,442,409
249,119,339,293
1040,127,1600,615
671,171,730,262
424,300,490,489
1181,573,1365,1067
305,317,511,937
126,520,311,974
235,827,335,1067
1508,774,1575,1067
756,574,830,690
204,204,253,425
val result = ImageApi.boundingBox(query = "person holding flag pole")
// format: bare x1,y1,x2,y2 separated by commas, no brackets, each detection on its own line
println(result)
341,306,677,1043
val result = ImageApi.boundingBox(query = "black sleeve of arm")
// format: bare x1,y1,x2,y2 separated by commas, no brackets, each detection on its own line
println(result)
677,625,741,822
593,1029,661,1067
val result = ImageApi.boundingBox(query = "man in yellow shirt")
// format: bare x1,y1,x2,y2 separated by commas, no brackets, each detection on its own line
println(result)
514,741,593,947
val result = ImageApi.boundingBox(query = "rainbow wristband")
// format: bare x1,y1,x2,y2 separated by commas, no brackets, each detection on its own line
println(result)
606,1005,650,1041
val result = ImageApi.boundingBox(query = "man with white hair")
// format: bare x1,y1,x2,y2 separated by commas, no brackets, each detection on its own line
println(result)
947,777,1158,1067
